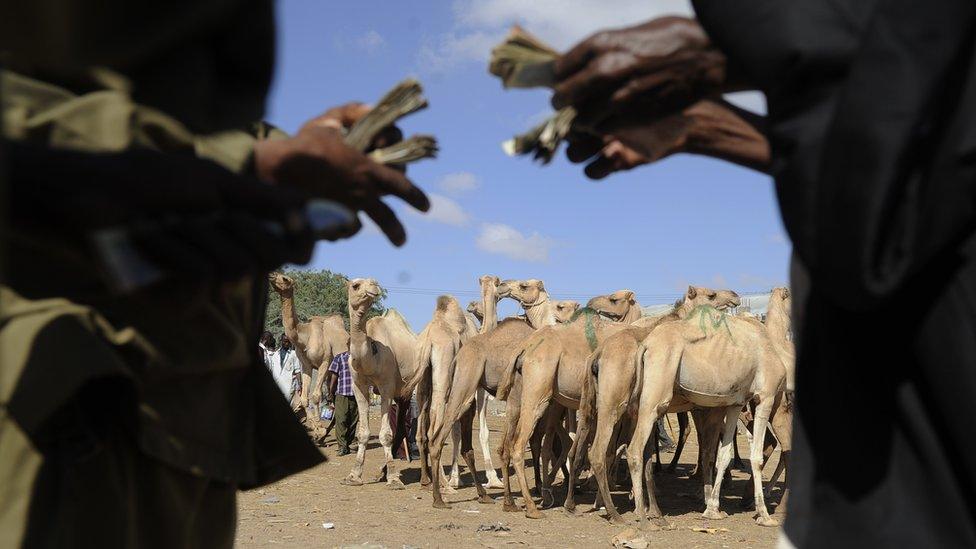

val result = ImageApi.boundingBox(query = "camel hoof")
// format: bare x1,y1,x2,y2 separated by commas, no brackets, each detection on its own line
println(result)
756,515,780,527
340,475,363,486
420,478,431,487
478,495,495,505
387,478,405,490
432,501,452,510
503,502,520,513
607,514,627,526
525,509,544,520
701,509,728,520
540,490,555,509
649,516,675,531
483,478,505,489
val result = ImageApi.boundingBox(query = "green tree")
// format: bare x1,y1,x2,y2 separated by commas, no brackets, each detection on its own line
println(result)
264,269,386,339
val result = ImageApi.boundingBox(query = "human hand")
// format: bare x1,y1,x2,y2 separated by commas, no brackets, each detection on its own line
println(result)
254,103,428,246
551,17,728,128
564,100,770,179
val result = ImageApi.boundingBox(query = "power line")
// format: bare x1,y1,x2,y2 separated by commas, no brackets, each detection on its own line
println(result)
382,285,780,304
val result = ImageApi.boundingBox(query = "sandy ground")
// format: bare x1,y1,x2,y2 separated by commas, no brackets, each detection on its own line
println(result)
236,404,784,548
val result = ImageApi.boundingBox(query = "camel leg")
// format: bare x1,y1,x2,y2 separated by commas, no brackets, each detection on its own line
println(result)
529,429,543,496
459,406,493,504
511,393,553,520
667,411,690,472
341,381,372,486
477,388,504,488
695,408,723,504
500,395,523,512
415,377,432,487
447,421,462,489
538,404,565,509
564,407,592,515
750,398,778,526
626,404,661,529
702,406,740,519
374,390,404,490
587,408,627,524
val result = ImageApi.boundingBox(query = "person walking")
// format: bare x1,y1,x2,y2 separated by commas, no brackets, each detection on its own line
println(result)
325,351,358,456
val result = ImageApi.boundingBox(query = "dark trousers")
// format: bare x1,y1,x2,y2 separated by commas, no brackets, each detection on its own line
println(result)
333,395,358,453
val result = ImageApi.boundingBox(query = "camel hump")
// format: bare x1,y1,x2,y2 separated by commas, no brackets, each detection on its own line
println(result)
383,308,414,332
435,295,456,312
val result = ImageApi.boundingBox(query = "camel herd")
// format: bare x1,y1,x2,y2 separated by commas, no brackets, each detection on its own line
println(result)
268,273,794,530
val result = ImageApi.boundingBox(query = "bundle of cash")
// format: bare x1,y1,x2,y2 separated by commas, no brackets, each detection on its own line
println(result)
346,78,437,165
369,134,438,165
489,26,575,163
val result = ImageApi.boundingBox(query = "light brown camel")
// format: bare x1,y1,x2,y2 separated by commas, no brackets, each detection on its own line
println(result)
408,295,477,489
425,277,561,508
553,300,581,323
467,300,485,324
574,286,741,524
268,273,349,410
587,289,644,323
477,275,501,333
495,298,635,519
627,302,788,528
342,278,419,489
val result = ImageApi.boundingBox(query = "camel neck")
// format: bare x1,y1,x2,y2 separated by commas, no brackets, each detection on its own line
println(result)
348,305,369,347
523,292,556,328
765,300,791,342
481,289,498,333
279,290,300,338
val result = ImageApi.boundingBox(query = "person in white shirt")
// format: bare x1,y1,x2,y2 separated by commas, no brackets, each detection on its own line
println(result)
278,335,302,408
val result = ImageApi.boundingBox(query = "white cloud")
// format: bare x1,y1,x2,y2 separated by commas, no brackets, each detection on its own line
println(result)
409,193,471,227
723,91,767,115
419,0,693,72
476,223,556,262
356,30,386,53
439,172,480,194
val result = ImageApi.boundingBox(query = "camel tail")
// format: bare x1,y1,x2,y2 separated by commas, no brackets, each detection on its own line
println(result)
495,342,526,401
579,348,600,430
402,336,433,399
631,341,647,403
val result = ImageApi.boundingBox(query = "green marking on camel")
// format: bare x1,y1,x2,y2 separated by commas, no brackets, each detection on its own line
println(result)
688,305,735,343
570,307,599,351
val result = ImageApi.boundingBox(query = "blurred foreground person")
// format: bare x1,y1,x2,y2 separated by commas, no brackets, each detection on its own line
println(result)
551,3,976,546
0,1,428,547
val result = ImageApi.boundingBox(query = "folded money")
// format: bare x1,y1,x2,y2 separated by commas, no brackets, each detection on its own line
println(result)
489,26,575,163
345,79,436,160
369,134,438,165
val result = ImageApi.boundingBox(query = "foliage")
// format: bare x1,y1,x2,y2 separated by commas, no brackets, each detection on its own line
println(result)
264,269,386,338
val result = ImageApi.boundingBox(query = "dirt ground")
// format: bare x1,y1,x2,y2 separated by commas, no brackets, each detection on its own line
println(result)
236,403,784,548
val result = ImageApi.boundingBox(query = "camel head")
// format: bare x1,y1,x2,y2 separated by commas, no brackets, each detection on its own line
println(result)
479,274,501,299
268,272,296,295
587,290,638,321
467,300,485,323
553,300,581,323
684,285,741,310
769,286,792,316
498,279,548,308
347,277,382,313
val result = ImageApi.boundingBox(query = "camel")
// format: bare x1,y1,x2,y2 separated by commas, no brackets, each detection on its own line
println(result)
467,300,485,324
477,275,501,333
553,300,581,323
408,295,477,490
268,273,349,410
342,278,419,489
625,300,788,528
425,277,561,508
574,286,741,524
587,290,644,323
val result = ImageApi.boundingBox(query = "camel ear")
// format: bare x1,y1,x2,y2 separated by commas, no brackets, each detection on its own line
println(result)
535,280,546,291
687,286,697,299
493,276,501,285
783,288,791,299
623,290,635,303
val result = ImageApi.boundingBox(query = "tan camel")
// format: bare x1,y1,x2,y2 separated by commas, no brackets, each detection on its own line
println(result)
553,300,581,323
268,273,349,410
587,289,644,323
425,277,561,508
574,286,741,524
408,295,476,490
342,278,419,489
467,300,485,324
626,302,788,528
495,292,638,519
477,275,501,333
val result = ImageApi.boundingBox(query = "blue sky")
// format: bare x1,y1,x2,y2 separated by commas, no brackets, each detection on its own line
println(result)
267,0,790,330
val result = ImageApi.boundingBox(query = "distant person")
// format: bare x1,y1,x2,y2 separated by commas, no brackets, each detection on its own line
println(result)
325,351,358,456
552,5,976,546
279,335,302,408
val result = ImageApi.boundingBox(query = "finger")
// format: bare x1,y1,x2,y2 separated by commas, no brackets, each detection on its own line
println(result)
565,132,604,163
583,155,617,180
368,164,430,212
362,199,407,247
551,61,610,110
553,34,600,81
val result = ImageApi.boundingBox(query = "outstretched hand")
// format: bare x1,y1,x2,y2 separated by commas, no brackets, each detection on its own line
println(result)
254,102,429,246
551,16,729,128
